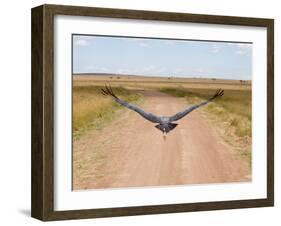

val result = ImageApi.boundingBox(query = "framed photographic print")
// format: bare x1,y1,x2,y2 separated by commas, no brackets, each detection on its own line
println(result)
31,4,274,221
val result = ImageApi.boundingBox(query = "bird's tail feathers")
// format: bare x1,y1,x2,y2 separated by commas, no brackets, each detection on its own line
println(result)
155,123,178,133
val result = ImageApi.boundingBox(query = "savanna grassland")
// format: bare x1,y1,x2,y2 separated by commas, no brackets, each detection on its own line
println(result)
73,74,252,189
73,84,143,139
73,74,252,163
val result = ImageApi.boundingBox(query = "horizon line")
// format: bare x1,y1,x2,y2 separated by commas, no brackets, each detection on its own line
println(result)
73,72,252,81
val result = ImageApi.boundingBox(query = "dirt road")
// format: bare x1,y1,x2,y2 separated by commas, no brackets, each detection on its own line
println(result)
73,90,250,190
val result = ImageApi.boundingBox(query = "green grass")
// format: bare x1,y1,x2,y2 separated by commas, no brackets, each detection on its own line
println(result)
73,85,142,139
160,87,252,164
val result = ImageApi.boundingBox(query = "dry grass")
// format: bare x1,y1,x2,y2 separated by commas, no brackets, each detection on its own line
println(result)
73,85,142,139
73,75,252,165
160,87,252,164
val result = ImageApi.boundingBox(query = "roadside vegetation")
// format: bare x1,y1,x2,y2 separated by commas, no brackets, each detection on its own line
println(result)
160,87,252,165
73,85,142,140
73,75,252,166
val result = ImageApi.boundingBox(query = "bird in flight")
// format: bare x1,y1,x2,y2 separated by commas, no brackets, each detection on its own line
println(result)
101,85,224,136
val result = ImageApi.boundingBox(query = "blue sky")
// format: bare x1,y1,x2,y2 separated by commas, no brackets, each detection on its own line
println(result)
73,35,252,80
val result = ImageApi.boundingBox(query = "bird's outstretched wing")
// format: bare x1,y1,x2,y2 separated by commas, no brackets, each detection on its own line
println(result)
101,85,161,123
168,89,224,122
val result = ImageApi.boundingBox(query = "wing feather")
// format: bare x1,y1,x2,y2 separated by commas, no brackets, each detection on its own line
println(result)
168,89,224,122
101,85,161,123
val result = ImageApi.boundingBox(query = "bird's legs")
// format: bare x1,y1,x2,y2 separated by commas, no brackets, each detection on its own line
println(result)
163,132,167,140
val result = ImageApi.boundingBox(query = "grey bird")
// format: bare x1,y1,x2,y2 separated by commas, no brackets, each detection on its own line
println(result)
101,85,224,136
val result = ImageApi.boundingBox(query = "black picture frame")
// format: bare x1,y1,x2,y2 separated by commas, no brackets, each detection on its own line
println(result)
31,4,274,221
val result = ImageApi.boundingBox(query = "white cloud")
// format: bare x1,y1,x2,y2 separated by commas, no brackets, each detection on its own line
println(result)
139,42,148,47
227,42,252,55
235,49,246,55
234,43,252,55
75,39,88,47
211,44,221,53
74,36,95,47
235,43,251,49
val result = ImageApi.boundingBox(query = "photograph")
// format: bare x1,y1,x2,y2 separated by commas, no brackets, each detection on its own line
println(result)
72,35,252,190
31,3,274,221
